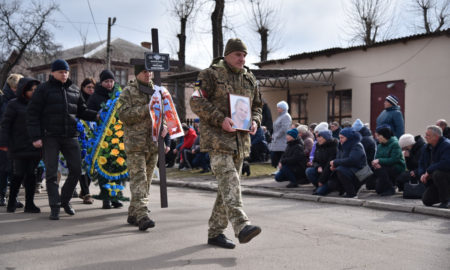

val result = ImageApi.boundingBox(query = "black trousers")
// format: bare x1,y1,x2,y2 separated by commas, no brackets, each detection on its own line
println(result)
8,157,40,207
271,151,284,168
422,170,450,206
79,174,91,197
373,166,400,194
43,137,81,208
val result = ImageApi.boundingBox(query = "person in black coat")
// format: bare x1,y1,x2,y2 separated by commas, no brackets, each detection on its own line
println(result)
261,100,273,135
87,70,115,112
86,70,123,209
76,78,96,205
329,128,367,197
396,134,426,191
0,74,23,207
0,78,41,213
275,128,307,188
305,130,338,195
352,119,376,165
27,59,98,220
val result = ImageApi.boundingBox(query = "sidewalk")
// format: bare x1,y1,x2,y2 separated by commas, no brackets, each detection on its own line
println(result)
156,168,450,219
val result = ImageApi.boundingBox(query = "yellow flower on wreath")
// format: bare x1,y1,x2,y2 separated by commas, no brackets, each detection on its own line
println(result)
111,117,116,124
119,143,125,150
114,124,122,131
111,149,120,156
106,129,113,136
118,119,123,124
99,156,107,165
115,130,124,138
111,138,120,144
116,157,125,166
101,141,109,149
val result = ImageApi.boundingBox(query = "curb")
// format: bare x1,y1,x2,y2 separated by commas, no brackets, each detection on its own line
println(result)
153,180,450,219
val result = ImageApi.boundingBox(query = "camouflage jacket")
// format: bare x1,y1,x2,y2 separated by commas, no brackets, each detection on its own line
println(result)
190,58,262,156
117,79,157,153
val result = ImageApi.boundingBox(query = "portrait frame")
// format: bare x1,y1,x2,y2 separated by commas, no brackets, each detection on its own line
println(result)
229,93,251,131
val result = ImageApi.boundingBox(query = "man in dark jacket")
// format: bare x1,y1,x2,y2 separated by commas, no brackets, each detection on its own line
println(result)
87,69,115,112
0,78,41,213
436,119,450,140
330,121,341,139
0,73,23,207
275,128,307,188
376,94,404,139
27,59,98,220
261,100,273,135
86,69,122,209
420,125,450,208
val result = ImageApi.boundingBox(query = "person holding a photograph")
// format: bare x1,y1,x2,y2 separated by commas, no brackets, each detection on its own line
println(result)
231,97,251,130
190,38,263,249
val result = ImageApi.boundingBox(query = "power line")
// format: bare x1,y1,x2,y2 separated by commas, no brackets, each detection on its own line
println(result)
86,0,102,42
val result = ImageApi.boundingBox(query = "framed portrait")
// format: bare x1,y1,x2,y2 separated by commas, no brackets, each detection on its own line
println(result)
229,93,251,131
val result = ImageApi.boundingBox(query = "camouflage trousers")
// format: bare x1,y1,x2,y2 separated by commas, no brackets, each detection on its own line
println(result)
208,152,250,238
126,151,158,221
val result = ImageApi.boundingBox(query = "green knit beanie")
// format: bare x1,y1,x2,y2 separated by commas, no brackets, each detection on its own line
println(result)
224,38,247,56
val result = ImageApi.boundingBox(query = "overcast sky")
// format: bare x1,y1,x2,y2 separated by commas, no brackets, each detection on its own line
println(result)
47,0,441,69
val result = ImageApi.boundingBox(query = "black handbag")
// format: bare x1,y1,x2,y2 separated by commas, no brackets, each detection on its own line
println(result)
403,181,426,199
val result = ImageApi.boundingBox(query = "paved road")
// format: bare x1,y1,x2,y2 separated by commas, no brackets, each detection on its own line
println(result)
1,185,449,270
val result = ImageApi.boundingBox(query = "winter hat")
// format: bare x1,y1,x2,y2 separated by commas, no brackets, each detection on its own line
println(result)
134,64,149,76
224,38,247,56
375,124,393,140
194,118,200,123
339,127,354,139
51,59,69,72
352,119,364,132
398,134,415,148
385,94,399,106
17,77,39,93
276,101,289,111
287,128,298,139
314,122,329,133
318,130,332,141
99,69,115,82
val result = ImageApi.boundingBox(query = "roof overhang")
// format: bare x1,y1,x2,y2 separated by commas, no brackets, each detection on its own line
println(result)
161,68,343,88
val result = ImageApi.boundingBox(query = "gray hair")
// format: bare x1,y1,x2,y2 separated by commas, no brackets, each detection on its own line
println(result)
427,125,443,137
436,119,447,128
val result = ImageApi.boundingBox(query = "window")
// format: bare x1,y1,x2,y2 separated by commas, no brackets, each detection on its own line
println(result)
36,73,47,82
70,66,77,86
290,93,308,124
328,89,352,124
113,69,128,86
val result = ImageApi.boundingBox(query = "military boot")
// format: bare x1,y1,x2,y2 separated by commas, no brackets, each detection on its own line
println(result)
138,216,155,231
127,215,137,226
238,225,261,244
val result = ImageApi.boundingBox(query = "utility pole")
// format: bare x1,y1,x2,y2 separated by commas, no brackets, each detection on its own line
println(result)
106,17,116,70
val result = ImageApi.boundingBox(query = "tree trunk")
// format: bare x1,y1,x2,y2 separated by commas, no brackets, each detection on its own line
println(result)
0,50,21,88
211,0,225,58
259,27,269,62
176,17,187,122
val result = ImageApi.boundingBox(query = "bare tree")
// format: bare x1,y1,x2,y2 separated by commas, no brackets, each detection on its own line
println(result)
0,0,60,87
345,0,393,45
211,0,225,58
412,0,450,33
248,0,280,62
169,0,198,122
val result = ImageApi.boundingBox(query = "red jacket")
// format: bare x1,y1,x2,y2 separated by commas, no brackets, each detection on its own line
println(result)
180,128,197,152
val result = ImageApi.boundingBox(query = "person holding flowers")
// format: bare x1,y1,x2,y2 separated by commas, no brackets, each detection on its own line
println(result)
87,70,125,209
117,63,167,231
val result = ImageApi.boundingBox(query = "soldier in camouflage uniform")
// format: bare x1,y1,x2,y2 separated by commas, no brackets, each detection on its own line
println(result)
117,64,167,231
190,38,263,249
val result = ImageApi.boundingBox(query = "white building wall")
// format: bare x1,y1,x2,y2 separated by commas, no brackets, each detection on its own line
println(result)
260,35,450,135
